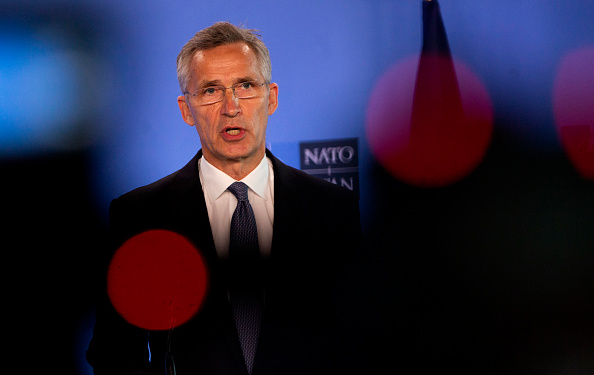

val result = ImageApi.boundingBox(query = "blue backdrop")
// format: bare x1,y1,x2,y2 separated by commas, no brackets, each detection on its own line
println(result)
1,1,593,374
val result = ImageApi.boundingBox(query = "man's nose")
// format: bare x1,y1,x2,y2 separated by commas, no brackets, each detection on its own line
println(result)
220,88,241,116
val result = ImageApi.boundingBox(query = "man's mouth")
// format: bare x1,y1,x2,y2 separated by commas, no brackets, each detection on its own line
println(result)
226,128,241,136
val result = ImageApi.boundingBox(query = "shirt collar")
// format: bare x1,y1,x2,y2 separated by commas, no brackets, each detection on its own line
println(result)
199,154,269,203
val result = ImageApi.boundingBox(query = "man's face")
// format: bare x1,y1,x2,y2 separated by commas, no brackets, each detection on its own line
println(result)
178,43,278,177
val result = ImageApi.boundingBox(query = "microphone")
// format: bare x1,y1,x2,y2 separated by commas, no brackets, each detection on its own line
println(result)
165,337,176,375
165,314,177,375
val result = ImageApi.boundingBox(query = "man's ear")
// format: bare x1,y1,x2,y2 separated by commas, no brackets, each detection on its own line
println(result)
267,83,279,116
178,95,195,126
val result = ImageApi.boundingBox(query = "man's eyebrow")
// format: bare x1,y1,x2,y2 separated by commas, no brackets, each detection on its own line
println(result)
234,76,257,83
199,79,223,88
199,77,258,88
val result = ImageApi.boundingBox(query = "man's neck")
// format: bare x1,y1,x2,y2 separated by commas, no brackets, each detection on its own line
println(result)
203,149,266,180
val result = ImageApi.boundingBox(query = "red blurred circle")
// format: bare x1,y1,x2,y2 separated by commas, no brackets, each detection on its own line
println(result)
553,46,594,180
366,55,493,187
107,230,209,330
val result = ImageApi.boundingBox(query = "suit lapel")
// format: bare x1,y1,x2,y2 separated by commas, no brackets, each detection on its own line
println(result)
267,150,302,255
250,151,304,374
175,151,251,374
169,151,218,264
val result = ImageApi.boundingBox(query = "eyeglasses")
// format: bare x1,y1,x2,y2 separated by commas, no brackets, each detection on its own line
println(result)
185,81,267,106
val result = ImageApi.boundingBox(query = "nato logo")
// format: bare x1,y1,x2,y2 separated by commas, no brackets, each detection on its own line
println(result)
300,138,359,198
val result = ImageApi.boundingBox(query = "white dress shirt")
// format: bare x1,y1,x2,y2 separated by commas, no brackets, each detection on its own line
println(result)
198,155,274,259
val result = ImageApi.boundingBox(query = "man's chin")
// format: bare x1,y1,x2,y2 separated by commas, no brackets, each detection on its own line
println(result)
222,144,265,161
205,147,264,168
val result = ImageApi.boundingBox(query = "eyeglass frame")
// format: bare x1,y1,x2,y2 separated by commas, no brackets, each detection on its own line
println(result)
184,80,268,106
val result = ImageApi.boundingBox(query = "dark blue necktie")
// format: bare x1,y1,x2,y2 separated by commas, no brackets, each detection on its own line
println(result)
228,182,259,257
227,182,262,374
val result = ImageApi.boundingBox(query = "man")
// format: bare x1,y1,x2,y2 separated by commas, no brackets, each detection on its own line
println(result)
87,22,361,375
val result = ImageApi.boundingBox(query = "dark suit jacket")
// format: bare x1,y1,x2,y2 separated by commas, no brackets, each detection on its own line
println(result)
87,149,361,375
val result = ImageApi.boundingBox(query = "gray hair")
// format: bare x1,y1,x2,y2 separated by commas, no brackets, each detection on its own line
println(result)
176,21,272,94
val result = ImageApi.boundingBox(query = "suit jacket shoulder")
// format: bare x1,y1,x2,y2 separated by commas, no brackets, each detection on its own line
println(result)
267,150,359,219
108,152,210,248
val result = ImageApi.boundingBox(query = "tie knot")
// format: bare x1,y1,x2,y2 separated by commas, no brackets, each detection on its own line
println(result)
228,181,249,202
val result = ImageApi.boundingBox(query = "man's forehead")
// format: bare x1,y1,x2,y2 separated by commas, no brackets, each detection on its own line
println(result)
189,43,259,84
